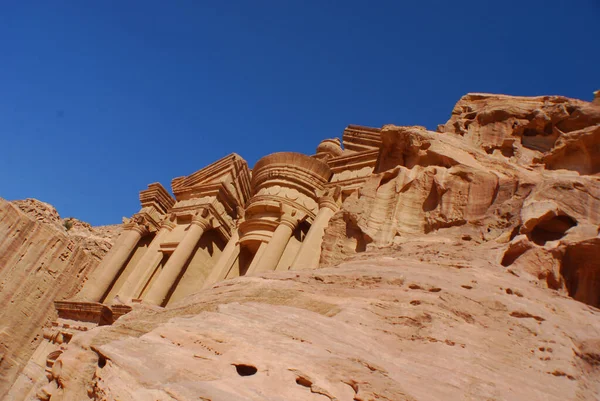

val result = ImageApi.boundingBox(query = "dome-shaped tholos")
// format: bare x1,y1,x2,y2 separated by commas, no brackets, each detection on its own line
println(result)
252,152,332,196
315,138,343,160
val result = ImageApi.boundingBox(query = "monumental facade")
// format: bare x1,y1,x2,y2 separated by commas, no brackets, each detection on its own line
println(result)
14,125,382,400
71,125,380,309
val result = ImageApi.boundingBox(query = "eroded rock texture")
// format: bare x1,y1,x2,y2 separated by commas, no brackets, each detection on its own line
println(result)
33,241,600,400
321,94,600,310
439,93,600,174
0,199,119,396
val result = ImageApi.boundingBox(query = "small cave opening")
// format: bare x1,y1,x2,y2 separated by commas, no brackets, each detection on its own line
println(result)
97,355,107,368
509,225,521,241
559,239,600,308
296,376,313,387
344,217,372,253
422,184,440,212
528,215,577,246
500,245,528,267
522,128,539,137
234,364,257,376
501,146,515,158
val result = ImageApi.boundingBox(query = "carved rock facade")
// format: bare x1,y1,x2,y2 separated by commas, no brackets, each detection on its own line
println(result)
3,91,600,400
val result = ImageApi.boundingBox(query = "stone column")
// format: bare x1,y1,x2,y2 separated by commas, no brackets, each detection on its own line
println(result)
201,229,240,289
79,221,148,302
290,196,338,270
244,241,268,276
248,214,298,275
144,214,211,306
114,218,177,302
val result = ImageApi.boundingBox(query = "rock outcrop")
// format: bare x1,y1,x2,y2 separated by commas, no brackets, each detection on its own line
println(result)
33,239,600,400
0,199,120,396
438,93,600,174
321,94,600,310
12,199,120,261
2,91,600,401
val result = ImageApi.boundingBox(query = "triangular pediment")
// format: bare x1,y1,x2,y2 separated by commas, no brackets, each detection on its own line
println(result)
171,153,252,212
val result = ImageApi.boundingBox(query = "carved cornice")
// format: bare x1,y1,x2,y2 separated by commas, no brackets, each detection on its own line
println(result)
54,301,131,325
324,177,370,194
139,183,175,215
342,125,382,153
327,149,379,173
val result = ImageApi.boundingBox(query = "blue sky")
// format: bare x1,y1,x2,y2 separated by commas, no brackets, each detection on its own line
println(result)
1,1,598,225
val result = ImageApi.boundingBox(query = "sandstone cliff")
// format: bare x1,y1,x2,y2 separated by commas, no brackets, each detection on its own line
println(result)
0,199,120,396
4,92,600,400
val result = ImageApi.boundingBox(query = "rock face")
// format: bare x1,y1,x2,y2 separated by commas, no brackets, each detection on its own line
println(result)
0,199,120,397
31,240,600,400
321,94,600,310
2,91,600,401
438,93,600,174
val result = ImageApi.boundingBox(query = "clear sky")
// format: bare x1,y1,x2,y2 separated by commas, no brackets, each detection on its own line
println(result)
1,1,598,226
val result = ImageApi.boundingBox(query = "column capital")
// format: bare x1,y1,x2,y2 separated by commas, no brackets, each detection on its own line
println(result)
279,212,301,230
160,215,177,231
277,202,306,230
122,216,149,236
318,195,340,212
191,210,213,231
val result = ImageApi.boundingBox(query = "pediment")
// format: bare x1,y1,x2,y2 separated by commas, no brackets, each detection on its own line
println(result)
170,153,252,214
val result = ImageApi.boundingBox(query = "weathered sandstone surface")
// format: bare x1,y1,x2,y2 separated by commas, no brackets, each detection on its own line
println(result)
2,92,600,400
322,94,600,309
0,199,120,396
34,240,600,400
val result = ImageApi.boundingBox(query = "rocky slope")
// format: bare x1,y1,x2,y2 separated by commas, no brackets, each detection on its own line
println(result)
4,91,600,400
35,238,600,400
0,199,120,395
